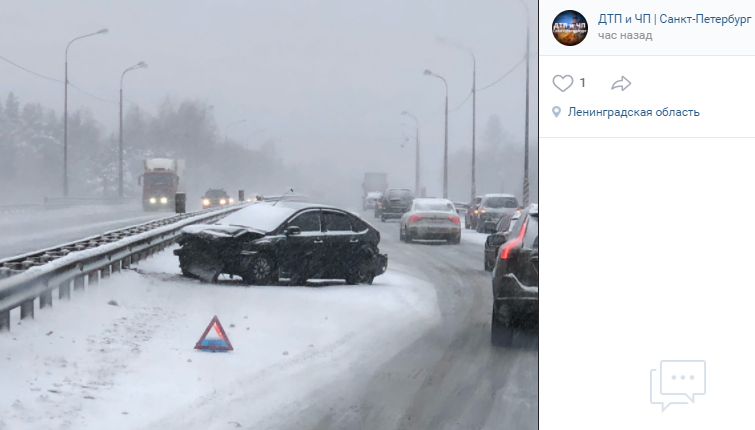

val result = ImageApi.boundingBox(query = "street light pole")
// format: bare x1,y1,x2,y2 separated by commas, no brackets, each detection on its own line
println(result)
63,28,108,197
401,111,420,196
225,119,247,145
424,70,449,198
437,38,476,201
119,61,147,198
514,0,531,206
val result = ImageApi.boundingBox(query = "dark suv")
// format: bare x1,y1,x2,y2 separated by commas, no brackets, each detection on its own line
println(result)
379,188,414,222
476,194,519,233
491,204,538,346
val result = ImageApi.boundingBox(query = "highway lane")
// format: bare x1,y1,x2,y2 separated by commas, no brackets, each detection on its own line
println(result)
0,205,172,260
277,212,538,430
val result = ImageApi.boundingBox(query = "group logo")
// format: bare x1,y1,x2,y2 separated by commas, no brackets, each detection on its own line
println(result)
552,10,588,46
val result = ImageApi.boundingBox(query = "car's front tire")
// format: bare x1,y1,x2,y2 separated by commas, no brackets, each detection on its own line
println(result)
243,255,277,285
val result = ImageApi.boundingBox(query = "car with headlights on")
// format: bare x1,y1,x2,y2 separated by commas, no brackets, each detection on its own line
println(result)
491,204,538,346
465,196,483,230
174,200,388,286
399,198,461,244
476,193,519,233
201,188,233,208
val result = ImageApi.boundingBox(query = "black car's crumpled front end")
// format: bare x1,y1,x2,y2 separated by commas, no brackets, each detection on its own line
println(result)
173,225,265,282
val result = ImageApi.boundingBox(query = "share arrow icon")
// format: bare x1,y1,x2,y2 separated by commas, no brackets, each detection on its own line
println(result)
611,76,631,91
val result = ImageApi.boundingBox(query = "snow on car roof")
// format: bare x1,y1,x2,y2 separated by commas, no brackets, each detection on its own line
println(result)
216,201,334,232
483,193,516,198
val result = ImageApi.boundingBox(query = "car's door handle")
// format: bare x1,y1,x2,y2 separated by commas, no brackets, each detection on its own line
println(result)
313,239,324,244
350,239,359,243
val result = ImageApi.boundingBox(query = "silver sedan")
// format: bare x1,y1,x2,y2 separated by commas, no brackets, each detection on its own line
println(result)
399,198,462,244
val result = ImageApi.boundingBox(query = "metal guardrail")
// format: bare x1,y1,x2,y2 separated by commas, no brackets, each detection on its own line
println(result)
0,203,248,331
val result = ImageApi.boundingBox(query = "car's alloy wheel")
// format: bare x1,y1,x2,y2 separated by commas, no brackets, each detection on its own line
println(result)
245,256,276,285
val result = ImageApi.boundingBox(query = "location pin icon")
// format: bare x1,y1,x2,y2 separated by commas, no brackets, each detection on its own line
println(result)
553,106,561,118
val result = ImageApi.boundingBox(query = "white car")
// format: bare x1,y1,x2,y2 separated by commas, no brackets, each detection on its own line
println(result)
363,191,382,210
399,198,461,244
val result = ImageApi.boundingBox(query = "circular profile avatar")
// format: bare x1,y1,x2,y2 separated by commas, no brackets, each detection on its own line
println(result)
552,10,588,46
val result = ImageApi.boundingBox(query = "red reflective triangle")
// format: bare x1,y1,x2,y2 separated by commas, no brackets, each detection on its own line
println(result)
195,315,234,351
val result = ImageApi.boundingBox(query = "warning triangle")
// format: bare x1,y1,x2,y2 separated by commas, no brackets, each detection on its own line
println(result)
195,315,234,352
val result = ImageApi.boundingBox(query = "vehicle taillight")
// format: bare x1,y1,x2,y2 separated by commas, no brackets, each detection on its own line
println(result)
448,215,460,223
378,201,382,207
474,209,478,214
409,215,423,222
500,217,528,260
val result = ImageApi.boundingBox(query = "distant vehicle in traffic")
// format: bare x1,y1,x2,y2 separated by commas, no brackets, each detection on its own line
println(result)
476,193,519,233
139,158,183,211
399,198,461,244
452,201,469,216
174,201,388,286
465,196,483,230
363,191,382,210
202,188,232,208
379,188,414,222
483,210,522,271
491,204,538,346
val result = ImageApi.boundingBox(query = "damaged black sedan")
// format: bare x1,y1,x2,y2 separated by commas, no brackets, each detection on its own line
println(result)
174,201,388,285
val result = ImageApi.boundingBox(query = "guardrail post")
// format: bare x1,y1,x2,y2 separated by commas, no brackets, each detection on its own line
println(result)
59,280,71,300
20,299,34,319
40,289,53,308
89,271,99,286
74,276,85,291
111,262,119,274
0,310,10,331
101,267,110,279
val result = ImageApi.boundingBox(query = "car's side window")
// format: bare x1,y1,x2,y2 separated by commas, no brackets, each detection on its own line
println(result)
289,210,321,232
322,211,352,232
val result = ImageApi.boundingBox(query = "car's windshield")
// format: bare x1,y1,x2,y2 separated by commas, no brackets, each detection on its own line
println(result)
484,197,518,208
205,189,228,198
387,190,413,199
144,173,174,187
415,201,455,212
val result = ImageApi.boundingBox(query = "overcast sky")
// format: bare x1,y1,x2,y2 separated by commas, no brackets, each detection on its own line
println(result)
0,0,538,199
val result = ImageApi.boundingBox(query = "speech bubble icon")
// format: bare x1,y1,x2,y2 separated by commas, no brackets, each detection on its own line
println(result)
660,360,706,402
650,369,689,412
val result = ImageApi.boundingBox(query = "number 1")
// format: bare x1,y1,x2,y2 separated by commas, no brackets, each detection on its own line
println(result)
580,78,585,87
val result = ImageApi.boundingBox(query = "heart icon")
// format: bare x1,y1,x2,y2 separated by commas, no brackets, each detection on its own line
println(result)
552,75,574,92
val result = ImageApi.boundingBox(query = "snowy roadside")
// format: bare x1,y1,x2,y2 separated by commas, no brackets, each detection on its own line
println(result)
0,245,440,430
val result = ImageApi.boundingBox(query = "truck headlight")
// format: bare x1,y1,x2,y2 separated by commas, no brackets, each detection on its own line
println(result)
160,197,168,204
202,199,210,206
229,198,234,203
149,197,156,204
220,199,227,205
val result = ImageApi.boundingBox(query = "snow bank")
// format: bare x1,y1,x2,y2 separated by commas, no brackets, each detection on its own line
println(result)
0,245,439,430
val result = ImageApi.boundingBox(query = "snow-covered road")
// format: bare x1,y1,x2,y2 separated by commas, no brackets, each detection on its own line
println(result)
0,210,537,430
0,205,172,260
0,245,440,430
